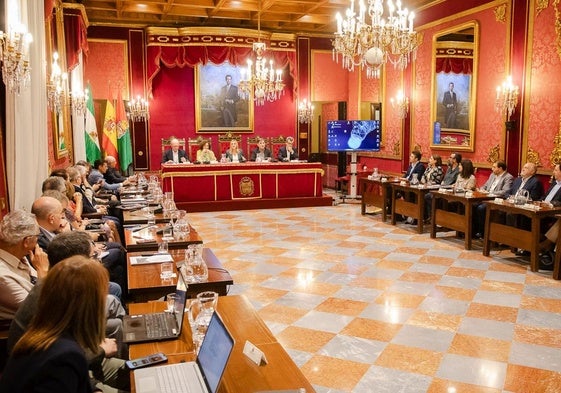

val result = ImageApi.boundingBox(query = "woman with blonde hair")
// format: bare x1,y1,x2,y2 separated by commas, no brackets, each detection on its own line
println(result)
225,139,246,163
0,256,108,393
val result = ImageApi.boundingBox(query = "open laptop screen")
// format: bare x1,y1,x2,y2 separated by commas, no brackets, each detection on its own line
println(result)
197,312,235,393
173,273,188,331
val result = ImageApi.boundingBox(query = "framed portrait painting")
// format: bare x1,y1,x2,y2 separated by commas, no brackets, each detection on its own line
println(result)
195,62,253,133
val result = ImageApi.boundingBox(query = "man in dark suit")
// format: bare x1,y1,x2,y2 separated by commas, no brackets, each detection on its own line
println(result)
506,162,543,201
442,82,457,128
537,164,561,255
104,155,135,185
277,136,298,161
162,138,189,164
402,150,425,182
220,74,239,127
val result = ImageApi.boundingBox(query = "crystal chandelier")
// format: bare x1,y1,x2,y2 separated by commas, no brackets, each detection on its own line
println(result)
495,76,519,120
390,90,409,119
238,0,284,106
333,0,419,78
47,52,67,113
298,99,314,124
128,96,149,122
0,27,32,94
71,88,89,117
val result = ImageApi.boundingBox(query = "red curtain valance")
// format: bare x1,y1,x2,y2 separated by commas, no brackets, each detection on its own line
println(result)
147,45,296,98
435,57,473,74
63,10,89,72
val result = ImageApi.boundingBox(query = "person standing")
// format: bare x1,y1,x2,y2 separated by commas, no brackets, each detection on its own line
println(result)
442,82,458,128
220,74,239,127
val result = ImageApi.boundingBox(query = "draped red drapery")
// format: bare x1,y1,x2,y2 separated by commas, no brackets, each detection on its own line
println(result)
62,9,89,72
146,45,296,98
435,57,473,74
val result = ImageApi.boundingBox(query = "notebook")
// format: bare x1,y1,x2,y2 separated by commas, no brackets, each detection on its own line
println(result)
134,312,234,393
123,273,187,343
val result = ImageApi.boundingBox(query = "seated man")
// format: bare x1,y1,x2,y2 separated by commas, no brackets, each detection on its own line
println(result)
88,159,130,194
8,230,129,392
104,155,136,185
277,136,298,162
250,138,272,161
473,160,514,238
424,152,462,222
0,210,49,325
162,137,189,164
536,164,561,255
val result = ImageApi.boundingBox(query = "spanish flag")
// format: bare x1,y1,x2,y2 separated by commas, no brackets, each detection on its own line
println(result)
101,99,119,161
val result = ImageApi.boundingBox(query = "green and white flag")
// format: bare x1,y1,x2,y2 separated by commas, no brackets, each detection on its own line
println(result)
85,83,101,163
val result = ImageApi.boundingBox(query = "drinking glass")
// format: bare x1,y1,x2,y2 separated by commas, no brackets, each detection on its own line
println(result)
158,240,169,254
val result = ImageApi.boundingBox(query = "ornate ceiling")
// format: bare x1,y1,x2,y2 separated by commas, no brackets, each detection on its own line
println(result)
76,0,437,35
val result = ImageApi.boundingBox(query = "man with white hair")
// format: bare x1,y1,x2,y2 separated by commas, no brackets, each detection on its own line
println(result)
104,155,135,185
162,137,189,164
0,210,49,323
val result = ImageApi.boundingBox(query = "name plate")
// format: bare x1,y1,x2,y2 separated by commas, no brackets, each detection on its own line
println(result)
243,340,268,366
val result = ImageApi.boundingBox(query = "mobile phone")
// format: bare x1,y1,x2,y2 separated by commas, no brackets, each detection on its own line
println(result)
125,352,168,370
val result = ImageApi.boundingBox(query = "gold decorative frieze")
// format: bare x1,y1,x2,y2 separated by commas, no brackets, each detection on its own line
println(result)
536,0,550,16
494,4,507,23
549,112,561,165
392,140,401,157
554,0,561,60
528,147,543,167
486,144,500,163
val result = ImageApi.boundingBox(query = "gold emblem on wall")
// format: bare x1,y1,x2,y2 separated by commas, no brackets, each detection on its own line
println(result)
549,113,561,165
536,0,549,16
486,144,500,163
528,147,543,167
494,4,507,23
239,176,255,197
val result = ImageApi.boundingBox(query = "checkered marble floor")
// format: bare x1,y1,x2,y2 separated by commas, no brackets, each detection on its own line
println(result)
187,201,561,392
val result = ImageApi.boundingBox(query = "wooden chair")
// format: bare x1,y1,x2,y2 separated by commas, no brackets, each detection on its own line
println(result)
270,136,286,160
218,132,241,155
246,135,268,159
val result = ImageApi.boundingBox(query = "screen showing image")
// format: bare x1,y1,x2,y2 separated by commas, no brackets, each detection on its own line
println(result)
327,120,381,152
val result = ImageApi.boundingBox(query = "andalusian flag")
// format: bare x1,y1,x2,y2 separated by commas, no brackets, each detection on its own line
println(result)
116,90,133,171
101,99,119,162
85,84,101,163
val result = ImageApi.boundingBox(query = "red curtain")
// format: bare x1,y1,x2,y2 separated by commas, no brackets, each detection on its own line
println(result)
435,57,473,74
63,9,89,71
147,45,296,97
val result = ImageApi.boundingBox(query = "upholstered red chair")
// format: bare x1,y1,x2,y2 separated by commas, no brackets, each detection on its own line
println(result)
161,136,186,154
218,132,242,155
270,136,286,160
188,136,204,162
246,135,268,159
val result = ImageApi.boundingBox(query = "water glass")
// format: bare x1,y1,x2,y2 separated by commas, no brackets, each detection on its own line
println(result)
158,240,169,254
197,291,218,317
146,212,156,226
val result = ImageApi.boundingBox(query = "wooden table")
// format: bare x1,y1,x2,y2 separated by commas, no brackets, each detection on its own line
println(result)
360,177,397,220
129,295,316,393
127,248,234,301
122,210,169,225
483,201,561,272
390,182,433,233
430,190,495,249
124,223,203,252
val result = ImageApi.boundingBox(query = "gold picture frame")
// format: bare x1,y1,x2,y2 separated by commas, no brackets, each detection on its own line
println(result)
195,62,254,133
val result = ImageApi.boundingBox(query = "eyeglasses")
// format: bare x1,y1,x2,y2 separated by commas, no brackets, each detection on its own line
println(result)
24,233,41,241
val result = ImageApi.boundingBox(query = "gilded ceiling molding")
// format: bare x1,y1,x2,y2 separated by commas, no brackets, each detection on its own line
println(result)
494,4,507,23
486,144,500,163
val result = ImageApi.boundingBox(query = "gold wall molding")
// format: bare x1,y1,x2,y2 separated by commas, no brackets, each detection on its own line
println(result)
554,0,561,61
494,4,507,22
536,0,550,16
528,147,543,167
549,111,561,165
392,140,401,157
487,144,500,163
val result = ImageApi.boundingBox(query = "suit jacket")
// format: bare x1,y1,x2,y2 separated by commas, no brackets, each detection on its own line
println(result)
225,150,246,162
277,146,298,161
507,175,544,201
442,165,460,185
104,167,127,184
543,181,561,206
404,162,425,181
481,172,514,197
161,149,189,164
250,147,272,161
0,336,92,393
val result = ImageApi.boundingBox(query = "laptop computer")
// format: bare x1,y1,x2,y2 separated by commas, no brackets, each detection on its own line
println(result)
123,273,188,343
134,311,234,393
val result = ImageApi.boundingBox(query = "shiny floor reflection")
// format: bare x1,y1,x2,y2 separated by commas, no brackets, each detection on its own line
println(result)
187,201,561,392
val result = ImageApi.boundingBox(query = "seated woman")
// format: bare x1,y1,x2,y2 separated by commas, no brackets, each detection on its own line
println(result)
0,256,107,393
196,139,217,163
454,159,477,191
421,154,443,185
225,139,246,163
250,138,272,162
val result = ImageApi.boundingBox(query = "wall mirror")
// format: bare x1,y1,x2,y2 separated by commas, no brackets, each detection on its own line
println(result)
430,21,479,152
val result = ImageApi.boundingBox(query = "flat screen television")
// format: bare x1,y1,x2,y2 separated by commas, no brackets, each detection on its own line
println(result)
327,120,381,152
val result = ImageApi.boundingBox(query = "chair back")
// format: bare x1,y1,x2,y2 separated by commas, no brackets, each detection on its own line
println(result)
218,132,242,155
188,136,206,162
246,136,268,158
161,137,186,153
270,136,287,159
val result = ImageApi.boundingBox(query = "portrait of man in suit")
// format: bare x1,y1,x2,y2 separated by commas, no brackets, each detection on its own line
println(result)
442,82,457,128
220,74,239,127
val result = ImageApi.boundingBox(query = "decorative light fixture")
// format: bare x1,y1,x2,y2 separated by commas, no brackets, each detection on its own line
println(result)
127,96,149,122
390,90,409,119
238,0,284,106
333,0,419,79
298,99,314,124
71,88,89,117
47,52,67,113
495,75,519,120
0,27,32,94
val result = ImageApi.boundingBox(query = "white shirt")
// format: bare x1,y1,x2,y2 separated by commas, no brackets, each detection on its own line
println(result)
545,181,561,203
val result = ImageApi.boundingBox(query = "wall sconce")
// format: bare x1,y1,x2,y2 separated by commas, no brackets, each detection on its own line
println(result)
298,99,314,124
47,52,67,113
127,96,149,122
71,88,89,117
390,90,409,119
495,75,519,120
0,27,32,94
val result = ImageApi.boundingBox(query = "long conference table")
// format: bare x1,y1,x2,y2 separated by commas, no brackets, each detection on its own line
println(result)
161,161,331,211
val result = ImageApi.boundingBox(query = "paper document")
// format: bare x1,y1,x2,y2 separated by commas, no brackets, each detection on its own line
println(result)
130,254,174,265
